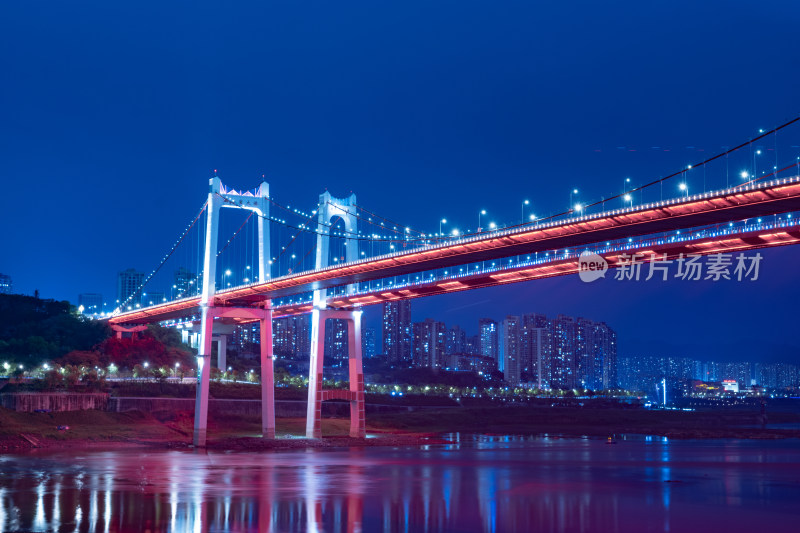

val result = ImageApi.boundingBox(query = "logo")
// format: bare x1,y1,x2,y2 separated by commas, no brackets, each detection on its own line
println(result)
578,252,608,282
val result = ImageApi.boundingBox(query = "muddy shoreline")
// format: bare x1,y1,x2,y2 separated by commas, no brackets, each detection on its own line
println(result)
2,405,799,452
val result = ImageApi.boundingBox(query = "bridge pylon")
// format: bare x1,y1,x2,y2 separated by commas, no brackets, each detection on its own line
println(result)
193,175,275,447
313,191,359,304
306,190,365,439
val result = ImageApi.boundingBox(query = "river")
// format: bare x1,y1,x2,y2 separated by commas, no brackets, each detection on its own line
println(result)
0,434,798,532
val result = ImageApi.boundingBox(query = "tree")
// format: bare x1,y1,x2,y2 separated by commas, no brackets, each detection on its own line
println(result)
82,369,106,391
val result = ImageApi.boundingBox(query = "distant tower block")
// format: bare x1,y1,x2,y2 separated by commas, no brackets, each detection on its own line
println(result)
314,191,358,304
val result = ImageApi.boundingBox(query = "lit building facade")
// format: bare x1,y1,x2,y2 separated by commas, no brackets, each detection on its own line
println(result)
412,318,446,368
446,325,466,355
382,301,412,364
0,273,11,294
478,318,498,362
522,313,551,389
501,316,521,384
363,327,376,359
117,268,145,308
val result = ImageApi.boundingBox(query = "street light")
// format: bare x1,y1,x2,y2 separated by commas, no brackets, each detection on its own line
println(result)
439,218,446,237
754,149,762,177
570,189,578,211
489,222,497,230
521,199,529,223
679,182,688,197
478,210,486,231
740,170,749,180
451,228,460,237
624,193,633,207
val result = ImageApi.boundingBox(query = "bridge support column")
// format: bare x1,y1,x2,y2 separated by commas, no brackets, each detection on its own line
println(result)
306,308,365,439
214,335,227,370
193,305,214,447
110,324,148,340
260,308,275,438
347,310,366,438
193,306,274,446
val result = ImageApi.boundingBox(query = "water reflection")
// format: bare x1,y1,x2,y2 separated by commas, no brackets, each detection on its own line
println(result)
0,435,798,532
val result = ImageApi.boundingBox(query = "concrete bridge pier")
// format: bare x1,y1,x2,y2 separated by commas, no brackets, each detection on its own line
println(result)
212,334,227,371
193,306,274,446
306,308,365,439
110,324,148,340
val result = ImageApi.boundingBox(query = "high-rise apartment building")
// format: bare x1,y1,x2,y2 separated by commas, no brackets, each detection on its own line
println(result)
446,325,466,355
576,318,618,390
382,301,412,364
272,314,311,358
363,327,376,359
465,334,480,356
412,318,446,368
756,362,799,389
0,274,11,294
501,316,521,384
324,318,349,366
551,314,577,389
522,313,551,388
478,318,498,362
117,269,145,308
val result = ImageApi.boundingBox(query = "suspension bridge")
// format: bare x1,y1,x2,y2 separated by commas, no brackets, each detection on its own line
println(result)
106,117,800,446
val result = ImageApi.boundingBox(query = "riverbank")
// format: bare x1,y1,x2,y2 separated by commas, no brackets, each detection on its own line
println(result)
2,405,799,451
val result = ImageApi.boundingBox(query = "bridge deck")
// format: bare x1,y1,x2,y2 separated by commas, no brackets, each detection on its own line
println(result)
109,177,800,325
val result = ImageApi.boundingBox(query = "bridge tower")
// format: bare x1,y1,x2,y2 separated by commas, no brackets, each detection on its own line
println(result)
313,191,359,303
194,176,276,446
306,191,366,438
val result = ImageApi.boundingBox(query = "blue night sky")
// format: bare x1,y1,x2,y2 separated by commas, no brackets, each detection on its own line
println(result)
1,1,799,361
